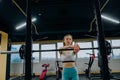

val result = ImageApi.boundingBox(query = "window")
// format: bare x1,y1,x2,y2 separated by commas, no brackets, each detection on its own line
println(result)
93,40,98,48
11,44,22,63
77,42,92,58
41,44,56,60
112,49,120,59
111,39,120,59
11,44,40,63
93,40,111,57
93,40,111,48
57,42,63,59
94,49,99,57
32,44,39,62
112,39,120,47
93,40,99,57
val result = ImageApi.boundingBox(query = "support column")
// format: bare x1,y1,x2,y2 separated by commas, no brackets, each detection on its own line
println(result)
25,0,32,79
0,31,8,80
93,0,110,80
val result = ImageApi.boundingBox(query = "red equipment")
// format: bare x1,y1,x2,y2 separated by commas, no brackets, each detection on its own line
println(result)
39,64,50,80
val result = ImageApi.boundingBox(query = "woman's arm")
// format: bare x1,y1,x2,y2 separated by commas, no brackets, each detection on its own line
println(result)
59,46,73,55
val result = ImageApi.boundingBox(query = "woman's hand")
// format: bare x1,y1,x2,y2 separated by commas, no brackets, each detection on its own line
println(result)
73,44,80,53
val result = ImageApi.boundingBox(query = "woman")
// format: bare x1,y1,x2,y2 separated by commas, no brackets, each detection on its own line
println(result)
59,34,80,80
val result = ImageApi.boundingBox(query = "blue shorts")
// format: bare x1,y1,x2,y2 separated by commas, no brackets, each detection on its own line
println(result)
62,67,79,80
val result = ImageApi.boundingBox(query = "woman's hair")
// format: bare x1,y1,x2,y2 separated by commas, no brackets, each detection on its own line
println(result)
63,34,73,46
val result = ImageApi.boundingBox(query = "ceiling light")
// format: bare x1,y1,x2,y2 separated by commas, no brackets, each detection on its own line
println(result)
38,13,42,16
101,15,120,24
16,18,37,30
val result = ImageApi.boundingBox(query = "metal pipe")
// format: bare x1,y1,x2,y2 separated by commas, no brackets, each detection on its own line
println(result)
1,46,120,54
89,0,109,32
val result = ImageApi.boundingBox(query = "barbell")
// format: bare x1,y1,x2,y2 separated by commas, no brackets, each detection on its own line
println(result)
0,47,98,54
0,41,112,59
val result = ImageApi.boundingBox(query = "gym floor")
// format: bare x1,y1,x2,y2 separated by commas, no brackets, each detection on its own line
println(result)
10,73,120,80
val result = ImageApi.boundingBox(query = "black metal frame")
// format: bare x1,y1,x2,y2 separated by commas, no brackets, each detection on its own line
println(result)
84,53,95,80
24,0,113,80
93,0,110,80
56,60,63,80
25,0,32,79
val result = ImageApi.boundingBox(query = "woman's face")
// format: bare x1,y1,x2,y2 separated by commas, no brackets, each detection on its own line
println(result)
64,35,73,46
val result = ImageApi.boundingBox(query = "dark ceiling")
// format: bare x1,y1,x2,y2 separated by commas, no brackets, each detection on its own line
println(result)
0,0,120,42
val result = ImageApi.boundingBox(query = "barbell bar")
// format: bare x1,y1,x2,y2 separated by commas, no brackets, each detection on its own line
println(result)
0,40,113,55
0,47,117,54
0,51,19,54
0,48,95,54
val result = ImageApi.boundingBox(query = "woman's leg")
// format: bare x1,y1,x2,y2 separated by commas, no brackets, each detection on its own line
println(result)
62,68,70,80
71,67,79,80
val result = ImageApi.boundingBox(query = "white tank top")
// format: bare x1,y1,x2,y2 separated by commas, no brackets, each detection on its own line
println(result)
60,49,76,61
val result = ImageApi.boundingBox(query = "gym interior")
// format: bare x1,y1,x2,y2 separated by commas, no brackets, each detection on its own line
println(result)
0,0,120,80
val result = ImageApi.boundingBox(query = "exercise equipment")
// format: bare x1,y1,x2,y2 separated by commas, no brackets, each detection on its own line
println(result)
56,59,63,80
84,53,96,79
0,45,112,55
39,64,50,80
19,45,25,59
98,52,120,80
0,41,113,80
94,0,113,79
1,0,117,79
85,41,120,80
14,46,35,80
105,40,112,55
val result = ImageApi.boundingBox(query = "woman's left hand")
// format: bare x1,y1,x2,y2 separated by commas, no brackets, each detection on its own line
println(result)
73,44,80,53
